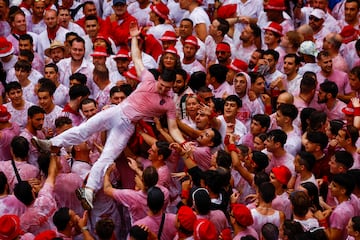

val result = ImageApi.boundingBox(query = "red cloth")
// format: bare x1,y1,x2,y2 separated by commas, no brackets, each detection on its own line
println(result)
103,12,137,47
144,33,163,61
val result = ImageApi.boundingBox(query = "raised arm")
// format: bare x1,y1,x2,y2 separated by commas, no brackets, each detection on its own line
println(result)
167,118,186,144
130,21,145,76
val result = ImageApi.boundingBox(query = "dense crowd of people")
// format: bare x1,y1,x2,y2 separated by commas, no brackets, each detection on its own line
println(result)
1,0,360,239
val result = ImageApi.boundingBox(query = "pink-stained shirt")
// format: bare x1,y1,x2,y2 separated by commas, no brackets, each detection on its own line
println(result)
112,185,170,224
133,213,177,240
183,7,211,38
43,105,63,134
6,68,43,85
237,95,263,131
250,208,281,234
232,169,256,204
233,227,259,240
294,174,318,191
57,57,94,87
316,69,351,95
192,145,212,171
53,84,69,108
92,82,114,110
121,69,176,122
0,20,11,37
323,100,347,121
329,200,355,240
218,115,248,147
22,82,38,104
0,122,20,161
265,151,295,176
332,54,349,73
5,101,34,129
197,210,228,235
182,60,206,76
0,160,39,191
284,129,302,157
71,160,91,180
20,182,57,235
272,192,292,219
54,173,84,216
0,195,26,216
350,151,360,170
19,128,46,167
210,81,235,99
61,104,83,127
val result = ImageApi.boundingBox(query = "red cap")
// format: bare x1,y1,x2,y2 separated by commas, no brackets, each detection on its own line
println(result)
0,37,14,57
231,204,254,227
184,36,200,49
193,219,217,240
114,48,131,59
272,165,291,185
124,66,139,82
220,228,232,240
0,105,11,122
340,25,359,44
264,0,286,10
160,30,178,41
342,101,355,115
228,58,248,73
216,42,231,52
217,4,237,18
164,46,178,56
264,22,283,36
34,230,57,240
177,206,196,232
91,46,109,57
0,215,22,240
95,34,111,45
150,2,169,20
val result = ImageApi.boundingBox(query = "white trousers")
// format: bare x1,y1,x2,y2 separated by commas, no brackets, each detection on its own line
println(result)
52,105,135,191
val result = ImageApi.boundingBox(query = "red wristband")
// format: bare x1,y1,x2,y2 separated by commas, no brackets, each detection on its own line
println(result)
181,189,189,199
318,219,328,228
354,107,360,116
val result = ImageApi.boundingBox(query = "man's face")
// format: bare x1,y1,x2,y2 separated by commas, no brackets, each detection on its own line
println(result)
58,9,71,28
148,143,159,161
38,91,53,112
44,10,58,29
264,136,276,152
240,25,254,42
345,1,359,23
92,56,106,66
313,0,327,10
12,13,26,32
19,39,32,51
115,58,130,74
32,1,45,18
7,88,23,105
156,78,173,96
264,30,279,46
318,55,333,74
70,41,85,61
309,15,324,32
195,111,210,130
250,119,265,135
248,51,261,69
349,73,360,91
329,156,342,174
223,101,238,118
44,67,58,82
85,19,99,38
183,44,197,59
275,110,286,128
179,0,190,10
283,56,298,76
110,91,127,105
161,40,176,50
197,128,215,147
216,50,231,64
197,91,214,107
209,20,220,37
233,75,247,96
179,20,192,38
15,68,30,81
0,0,8,20
81,102,98,119
335,129,348,147
83,3,97,16
263,54,276,72
252,77,265,94
322,35,332,51
317,88,329,103
50,47,65,63
30,113,45,130
112,3,127,17
172,74,186,94
304,140,318,153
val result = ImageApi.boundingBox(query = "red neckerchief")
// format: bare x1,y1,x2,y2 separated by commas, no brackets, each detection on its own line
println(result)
47,25,60,41
19,2,31,10
62,103,80,115
12,29,26,35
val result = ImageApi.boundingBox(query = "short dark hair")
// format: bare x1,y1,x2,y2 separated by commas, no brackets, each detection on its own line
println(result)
70,36,85,47
15,59,31,72
320,80,338,98
188,71,206,91
143,166,159,189
69,72,87,85
252,151,269,172
267,129,287,147
284,53,300,65
55,116,72,128
352,216,360,232
53,207,70,231
160,69,176,82
278,103,298,121
259,182,275,203
341,125,359,144
19,50,34,62
95,218,115,240
155,141,171,160
84,14,98,23
211,128,222,148
334,150,354,169
129,225,148,240
332,173,355,196
175,68,188,82
19,34,33,45
69,85,90,100
215,149,232,169
263,49,280,62
80,98,97,110
300,75,317,94
0,172,8,194
14,181,34,206
45,63,59,73
297,151,316,171
11,136,29,159
261,223,279,240
209,64,228,84
216,18,230,36
224,95,242,108
147,186,164,214
290,191,311,217
5,81,22,93
28,105,45,118
252,114,271,130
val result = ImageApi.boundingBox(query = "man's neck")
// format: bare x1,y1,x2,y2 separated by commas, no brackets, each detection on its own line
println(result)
96,80,110,90
12,99,25,110
325,98,336,110
281,124,294,133
312,150,325,160
298,93,313,104
45,103,55,114
287,72,298,81
182,57,195,65
26,125,37,135
299,171,313,181
273,148,286,158
212,35,224,44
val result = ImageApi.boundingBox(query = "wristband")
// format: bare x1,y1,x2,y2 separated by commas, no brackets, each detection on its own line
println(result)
81,226,89,232
318,219,328,228
181,189,190,199
354,107,360,116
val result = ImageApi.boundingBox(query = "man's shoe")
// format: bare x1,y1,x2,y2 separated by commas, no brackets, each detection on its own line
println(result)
75,187,94,210
31,137,52,153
